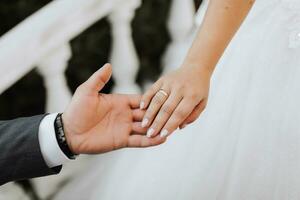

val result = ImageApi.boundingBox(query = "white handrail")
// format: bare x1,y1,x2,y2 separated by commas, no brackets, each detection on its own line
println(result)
109,0,141,94
37,44,72,112
162,0,196,73
0,0,141,114
0,0,116,94
0,0,142,198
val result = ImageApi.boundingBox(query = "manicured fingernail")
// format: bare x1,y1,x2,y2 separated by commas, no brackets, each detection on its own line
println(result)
140,101,145,109
141,118,149,128
160,129,169,138
147,128,155,138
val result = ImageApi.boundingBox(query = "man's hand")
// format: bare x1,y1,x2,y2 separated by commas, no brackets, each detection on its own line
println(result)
62,64,166,155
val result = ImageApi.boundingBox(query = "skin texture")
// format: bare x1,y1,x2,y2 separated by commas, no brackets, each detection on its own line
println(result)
62,64,166,155
141,0,255,138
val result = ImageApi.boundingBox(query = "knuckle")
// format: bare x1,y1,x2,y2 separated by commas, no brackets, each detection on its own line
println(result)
152,80,162,90
173,83,183,91
141,95,150,103
155,79,163,87
190,115,200,123
75,84,85,93
151,121,160,129
149,87,157,94
199,102,207,111
196,111,202,117
158,77,165,82
179,84,186,90
174,109,187,119
188,93,200,101
145,108,158,119
97,74,106,86
144,111,154,120
161,105,173,115
164,122,176,132
145,90,154,99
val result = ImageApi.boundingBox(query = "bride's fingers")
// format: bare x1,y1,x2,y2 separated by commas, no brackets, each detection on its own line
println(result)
179,100,207,129
146,93,182,138
127,135,166,148
132,109,145,121
159,98,195,137
132,122,148,135
140,79,162,110
140,88,169,129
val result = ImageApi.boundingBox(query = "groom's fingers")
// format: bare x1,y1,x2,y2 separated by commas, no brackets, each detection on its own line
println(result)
82,63,112,94
132,109,145,121
128,94,142,109
128,135,166,148
132,122,148,135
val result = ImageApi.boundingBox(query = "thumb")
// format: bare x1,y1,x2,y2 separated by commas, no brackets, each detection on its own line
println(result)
84,63,112,93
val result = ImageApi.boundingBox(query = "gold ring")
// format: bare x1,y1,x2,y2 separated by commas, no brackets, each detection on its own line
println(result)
158,89,169,98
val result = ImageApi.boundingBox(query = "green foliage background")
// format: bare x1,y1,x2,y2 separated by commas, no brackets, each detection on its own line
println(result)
0,0,201,120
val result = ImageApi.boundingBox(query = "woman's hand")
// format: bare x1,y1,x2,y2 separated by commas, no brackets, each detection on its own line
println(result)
140,66,211,138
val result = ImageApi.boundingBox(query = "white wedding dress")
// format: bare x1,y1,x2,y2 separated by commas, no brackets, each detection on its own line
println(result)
54,0,300,199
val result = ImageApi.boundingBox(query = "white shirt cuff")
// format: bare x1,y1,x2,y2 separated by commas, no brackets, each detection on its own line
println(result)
38,113,71,168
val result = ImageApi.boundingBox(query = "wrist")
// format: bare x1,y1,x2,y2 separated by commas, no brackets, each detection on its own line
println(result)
181,61,214,78
61,113,78,155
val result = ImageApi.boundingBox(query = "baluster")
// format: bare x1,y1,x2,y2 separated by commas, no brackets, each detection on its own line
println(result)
0,183,30,200
37,44,72,113
162,0,196,73
109,0,141,94
195,0,209,27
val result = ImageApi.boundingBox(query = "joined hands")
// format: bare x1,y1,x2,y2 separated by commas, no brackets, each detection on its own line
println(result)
62,64,166,155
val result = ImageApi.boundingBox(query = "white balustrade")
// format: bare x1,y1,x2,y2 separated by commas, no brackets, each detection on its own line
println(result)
162,0,196,73
0,0,115,95
0,0,203,197
0,182,30,200
0,0,142,107
37,44,72,113
0,0,142,198
109,0,141,94
195,0,209,27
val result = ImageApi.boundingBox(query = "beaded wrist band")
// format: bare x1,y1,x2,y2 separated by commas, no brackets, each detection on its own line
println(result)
54,113,77,160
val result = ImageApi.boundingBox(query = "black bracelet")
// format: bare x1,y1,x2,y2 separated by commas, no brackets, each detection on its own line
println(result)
54,113,77,160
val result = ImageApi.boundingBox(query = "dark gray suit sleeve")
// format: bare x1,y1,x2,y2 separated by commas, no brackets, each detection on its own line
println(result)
0,115,62,185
